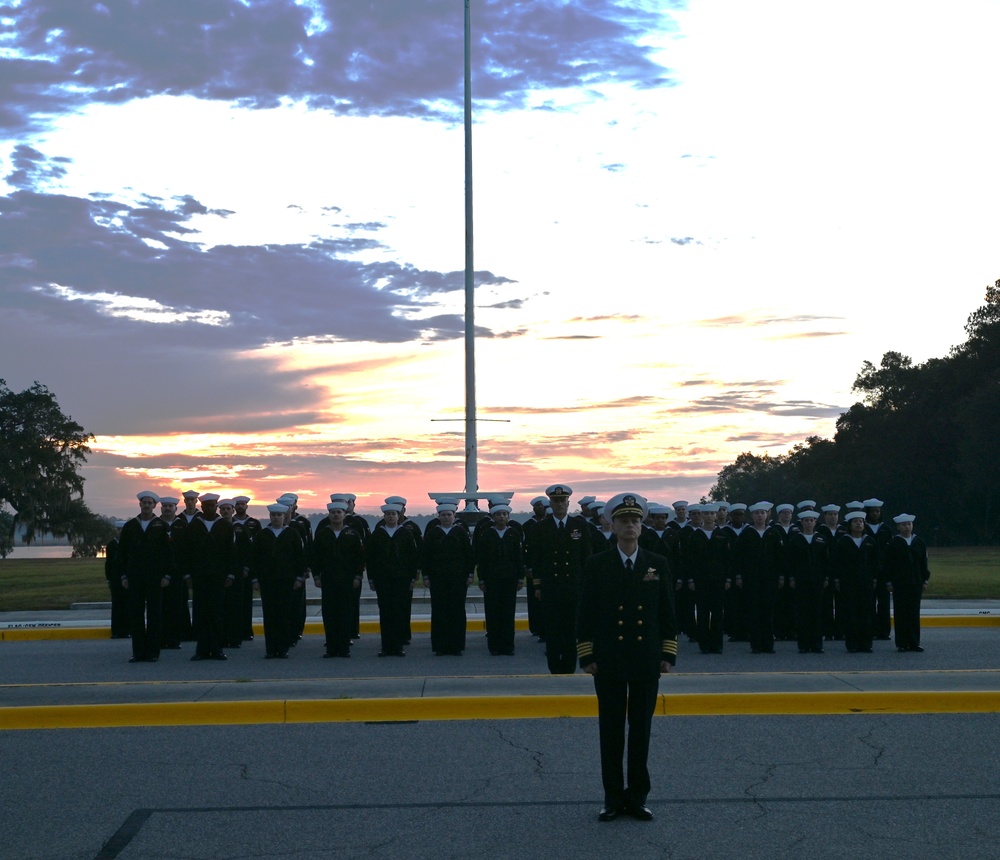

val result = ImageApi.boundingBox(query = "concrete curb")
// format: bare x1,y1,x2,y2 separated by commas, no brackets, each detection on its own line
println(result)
3,690,1000,731
2,615,997,641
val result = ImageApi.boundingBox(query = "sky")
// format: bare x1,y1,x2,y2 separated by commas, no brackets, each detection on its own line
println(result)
2,0,999,519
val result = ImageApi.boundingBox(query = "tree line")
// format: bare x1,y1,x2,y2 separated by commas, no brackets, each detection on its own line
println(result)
710,280,1000,545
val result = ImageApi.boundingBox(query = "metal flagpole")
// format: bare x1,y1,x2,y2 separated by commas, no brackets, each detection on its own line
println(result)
463,0,478,511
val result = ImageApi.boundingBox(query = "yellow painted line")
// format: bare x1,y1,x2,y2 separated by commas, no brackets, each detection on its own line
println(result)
1,615,994,641
3,691,1000,731
923,616,998,627
660,690,1000,716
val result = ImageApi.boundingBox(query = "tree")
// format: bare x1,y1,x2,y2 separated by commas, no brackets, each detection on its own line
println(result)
0,379,94,544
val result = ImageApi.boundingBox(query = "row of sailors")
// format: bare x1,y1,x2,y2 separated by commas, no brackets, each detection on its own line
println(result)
106,489,534,662
106,486,929,667
569,496,930,655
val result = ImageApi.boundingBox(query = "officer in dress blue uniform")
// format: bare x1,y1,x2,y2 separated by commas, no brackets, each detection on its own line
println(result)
577,492,677,822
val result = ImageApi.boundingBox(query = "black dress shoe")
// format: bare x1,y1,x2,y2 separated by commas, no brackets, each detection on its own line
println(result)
128,656,143,663
598,805,624,822
910,645,924,652
629,804,654,821
211,652,228,660
265,653,276,659
190,654,207,661
378,651,388,657
277,652,289,659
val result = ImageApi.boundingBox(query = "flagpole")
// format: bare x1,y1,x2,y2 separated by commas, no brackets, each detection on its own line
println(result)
463,0,478,511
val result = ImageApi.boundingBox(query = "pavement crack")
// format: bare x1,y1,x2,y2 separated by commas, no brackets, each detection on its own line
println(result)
856,720,887,768
490,725,545,773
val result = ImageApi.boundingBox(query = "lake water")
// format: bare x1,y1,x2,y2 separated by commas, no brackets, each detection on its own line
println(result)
5,545,79,559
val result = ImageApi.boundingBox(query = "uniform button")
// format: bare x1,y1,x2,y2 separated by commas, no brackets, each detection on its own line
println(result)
637,620,643,626
618,620,623,626
618,635,624,641
637,636,643,641
637,605,643,610
618,605,624,611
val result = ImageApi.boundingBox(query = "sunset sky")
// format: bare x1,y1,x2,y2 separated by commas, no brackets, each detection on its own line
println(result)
2,0,998,519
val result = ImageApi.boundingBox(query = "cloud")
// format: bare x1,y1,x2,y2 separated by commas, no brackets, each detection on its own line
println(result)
0,187,520,350
669,236,698,245
695,313,846,328
672,388,844,419
2,0,678,133
767,330,848,340
481,395,661,415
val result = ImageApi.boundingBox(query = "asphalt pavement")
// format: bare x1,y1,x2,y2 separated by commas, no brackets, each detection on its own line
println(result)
2,597,999,860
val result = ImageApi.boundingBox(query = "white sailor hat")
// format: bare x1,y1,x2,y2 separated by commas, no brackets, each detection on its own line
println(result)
436,502,458,513
545,484,572,498
199,493,220,502
276,493,297,504
217,499,235,507
490,504,512,514
385,495,407,506
688,503,703,513
716,500,730,509
232,496,251,504
579,495,597,506
267,503,289,514
136,490,159,502
893,513,916,523
605,492,648,520
591,503,606,515
844,511,867,521
729,503,748,512
776,503,794,513
648,504,671,516
845,500,864,510
327,501,348,512
798,510,820,520
701,503,721,513
672,500,689,509
821,504,841,513
748,501,772,513
797,499,817,510
530,496,548,507
863,498,885,508
381,503,403,513
158,496,179,505
182,490,200,500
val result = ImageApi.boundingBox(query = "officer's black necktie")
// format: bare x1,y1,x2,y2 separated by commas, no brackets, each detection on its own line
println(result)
558,520,564,530
625,558,633,572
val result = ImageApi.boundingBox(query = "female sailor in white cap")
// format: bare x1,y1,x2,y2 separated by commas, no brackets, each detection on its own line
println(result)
884,514,929,652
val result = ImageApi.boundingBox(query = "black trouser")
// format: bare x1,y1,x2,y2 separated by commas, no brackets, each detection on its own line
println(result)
160,575,190,646
873,579,892,638
745,579,776,653
594,675,659,808
191,573,226,657
795,582,825,652
241,574,255,640
376,577,411,653
108,576,130,638
483,578,518,654
320,577,356,656
223,574,244,647
696,579,726,652
542,596,578,674
260,576,294,656
841,580,874,652
893,583,921,649
126,572,162,660
429,574,468,654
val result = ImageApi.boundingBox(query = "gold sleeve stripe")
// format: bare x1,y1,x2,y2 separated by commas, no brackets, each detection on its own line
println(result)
662,639,678,655
577,641,594,657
